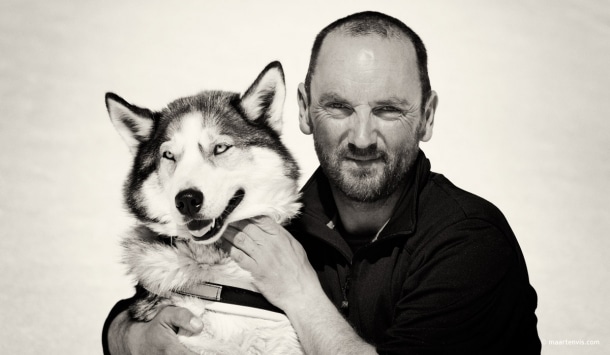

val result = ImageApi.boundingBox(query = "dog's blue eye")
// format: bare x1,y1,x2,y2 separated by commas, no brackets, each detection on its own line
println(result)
214,143,232,155
162,151,175,160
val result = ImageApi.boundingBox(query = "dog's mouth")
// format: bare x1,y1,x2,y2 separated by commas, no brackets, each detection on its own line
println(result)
186,189,245,242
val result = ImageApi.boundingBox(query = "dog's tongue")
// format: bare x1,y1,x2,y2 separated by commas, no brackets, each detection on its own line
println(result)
187,219,215,237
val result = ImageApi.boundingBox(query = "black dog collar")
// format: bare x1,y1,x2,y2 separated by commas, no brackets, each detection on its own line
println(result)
175,282,284,314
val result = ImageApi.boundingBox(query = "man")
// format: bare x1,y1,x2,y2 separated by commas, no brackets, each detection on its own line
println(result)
104,11,540,354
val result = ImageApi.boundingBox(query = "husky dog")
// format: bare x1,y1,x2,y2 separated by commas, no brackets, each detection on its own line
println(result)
105,62,303,354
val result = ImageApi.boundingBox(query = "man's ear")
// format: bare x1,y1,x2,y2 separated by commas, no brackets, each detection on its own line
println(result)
297,83,313,135
239,61,286,134
105,93,154,154
420,90,438,142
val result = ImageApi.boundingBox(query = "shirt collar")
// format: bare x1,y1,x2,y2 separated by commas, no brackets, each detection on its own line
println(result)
294,150,431,243
378,150,430,239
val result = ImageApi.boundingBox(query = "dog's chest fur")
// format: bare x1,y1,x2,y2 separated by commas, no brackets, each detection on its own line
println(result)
123,225,302,354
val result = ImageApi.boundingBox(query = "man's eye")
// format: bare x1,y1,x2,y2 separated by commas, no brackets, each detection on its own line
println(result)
328,102,348,109
325,102,352,117
162,151,175,161
376,106,401,113
214,143,232,155
374,106,404,119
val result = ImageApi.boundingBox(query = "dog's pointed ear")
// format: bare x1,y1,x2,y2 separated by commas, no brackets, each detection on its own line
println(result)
105,93,154,153
239,61,286,134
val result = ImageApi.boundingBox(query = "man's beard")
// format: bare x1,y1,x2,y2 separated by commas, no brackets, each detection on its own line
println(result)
314,137,419,203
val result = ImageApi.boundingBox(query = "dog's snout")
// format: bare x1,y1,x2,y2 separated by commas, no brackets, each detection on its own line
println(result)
175,189,203,217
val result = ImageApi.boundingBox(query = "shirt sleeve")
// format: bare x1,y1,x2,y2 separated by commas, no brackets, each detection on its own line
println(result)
101,291,137,355
376,219,538,354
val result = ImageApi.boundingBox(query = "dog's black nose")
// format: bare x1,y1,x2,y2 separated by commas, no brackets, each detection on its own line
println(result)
175,189,203,217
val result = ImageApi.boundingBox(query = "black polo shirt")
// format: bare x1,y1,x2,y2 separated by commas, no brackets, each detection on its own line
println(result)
287,150,541,354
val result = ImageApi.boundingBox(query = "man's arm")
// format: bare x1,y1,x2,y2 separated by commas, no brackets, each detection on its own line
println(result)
222,217,540,354
284,287,376,355
222,217,377,355
103,299,203,355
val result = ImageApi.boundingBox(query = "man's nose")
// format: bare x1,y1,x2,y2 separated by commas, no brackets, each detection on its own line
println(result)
348,106,377,149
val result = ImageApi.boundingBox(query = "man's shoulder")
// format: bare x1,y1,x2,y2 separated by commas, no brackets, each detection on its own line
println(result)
418,172,514,236
408,172,525,277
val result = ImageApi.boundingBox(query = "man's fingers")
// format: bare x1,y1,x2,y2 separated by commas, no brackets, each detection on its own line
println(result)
222,218,290,273
221,231,258,271
232,217,278,239
229,219,251,231
159,306,203,334
251,216,280,234
223,225,259,255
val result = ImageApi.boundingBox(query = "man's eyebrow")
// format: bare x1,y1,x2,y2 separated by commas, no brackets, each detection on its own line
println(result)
374,97,412,107
317,93,413,108
318,92,347,103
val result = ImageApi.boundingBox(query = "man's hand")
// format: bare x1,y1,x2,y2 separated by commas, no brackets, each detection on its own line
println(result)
107,306,202,355
221,217,322,311
221,217,377,355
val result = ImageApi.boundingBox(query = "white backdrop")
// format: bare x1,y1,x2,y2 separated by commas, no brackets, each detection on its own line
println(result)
1,0,609,354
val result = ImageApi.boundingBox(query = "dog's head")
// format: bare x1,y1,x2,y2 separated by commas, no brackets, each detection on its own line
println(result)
105,62,301,244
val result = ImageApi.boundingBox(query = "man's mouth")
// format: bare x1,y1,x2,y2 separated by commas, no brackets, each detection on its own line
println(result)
186,189,245,242
345,152,386,168
346,154,383,162
344,146,386,163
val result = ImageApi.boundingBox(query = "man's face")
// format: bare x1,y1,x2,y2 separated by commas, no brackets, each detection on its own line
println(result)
299,32,433,202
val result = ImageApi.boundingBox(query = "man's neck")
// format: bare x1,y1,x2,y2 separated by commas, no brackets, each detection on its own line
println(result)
331,185,402,238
